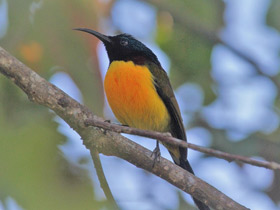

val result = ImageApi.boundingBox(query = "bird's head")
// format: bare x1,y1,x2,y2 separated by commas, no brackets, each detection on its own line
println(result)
74,28,160,66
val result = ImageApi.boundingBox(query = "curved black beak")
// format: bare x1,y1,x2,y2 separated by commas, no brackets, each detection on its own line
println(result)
73,28,112,45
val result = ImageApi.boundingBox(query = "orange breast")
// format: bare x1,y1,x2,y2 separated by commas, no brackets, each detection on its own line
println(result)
104,61,170,132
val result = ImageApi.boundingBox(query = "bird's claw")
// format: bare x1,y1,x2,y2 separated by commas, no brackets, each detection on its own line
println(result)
151,141,161,167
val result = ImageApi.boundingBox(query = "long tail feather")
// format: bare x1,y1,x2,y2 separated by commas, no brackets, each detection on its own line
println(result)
169,152,210,210
179,159,210,210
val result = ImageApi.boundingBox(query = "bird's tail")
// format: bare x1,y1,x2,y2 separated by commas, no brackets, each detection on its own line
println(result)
179,159,210,210
169,152,210,210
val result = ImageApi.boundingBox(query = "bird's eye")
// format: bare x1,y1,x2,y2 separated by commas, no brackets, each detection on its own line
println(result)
120,39,128,46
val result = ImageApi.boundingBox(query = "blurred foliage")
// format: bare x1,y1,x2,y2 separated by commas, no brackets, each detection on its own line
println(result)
267,0,280,31
0,0,280,209
156,0,224,104
3,0,104,114
0,0,109,209
0,108,102,210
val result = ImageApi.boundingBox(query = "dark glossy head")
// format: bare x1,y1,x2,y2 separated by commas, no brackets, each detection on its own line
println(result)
74,28,161,66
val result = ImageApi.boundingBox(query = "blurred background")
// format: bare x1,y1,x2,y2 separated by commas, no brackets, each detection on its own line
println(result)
0,0,280,209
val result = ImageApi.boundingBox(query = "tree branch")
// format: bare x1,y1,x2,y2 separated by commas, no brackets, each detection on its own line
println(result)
0,46,249,210
0,46,119,209
90,149,119,210
84,119,280,171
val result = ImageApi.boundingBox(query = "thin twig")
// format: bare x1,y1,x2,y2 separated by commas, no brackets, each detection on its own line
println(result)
84,118,280,171
90,149,119,210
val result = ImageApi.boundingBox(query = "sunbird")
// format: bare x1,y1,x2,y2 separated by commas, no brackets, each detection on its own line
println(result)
75,28,209,210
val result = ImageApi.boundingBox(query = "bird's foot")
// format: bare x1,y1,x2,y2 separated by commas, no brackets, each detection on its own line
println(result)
151,141,161,167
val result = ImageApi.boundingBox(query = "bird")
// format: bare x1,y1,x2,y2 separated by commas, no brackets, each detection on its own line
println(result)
75,28,210,210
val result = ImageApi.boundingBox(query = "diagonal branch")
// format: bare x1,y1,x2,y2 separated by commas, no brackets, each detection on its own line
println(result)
0,46,249,210
90,149,119,210
84,119,280,171
0,47,119,209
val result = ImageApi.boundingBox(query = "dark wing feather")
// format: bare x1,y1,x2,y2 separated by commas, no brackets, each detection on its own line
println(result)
148,63,187,160
148,63,211,210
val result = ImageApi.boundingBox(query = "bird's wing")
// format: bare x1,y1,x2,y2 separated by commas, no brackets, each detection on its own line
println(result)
148,63,211,210
148,63,187,160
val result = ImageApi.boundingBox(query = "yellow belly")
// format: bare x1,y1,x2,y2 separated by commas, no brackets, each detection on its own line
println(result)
104,61,170,132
